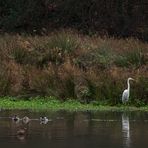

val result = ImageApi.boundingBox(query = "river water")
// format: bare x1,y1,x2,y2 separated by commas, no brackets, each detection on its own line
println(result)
0,110,148,148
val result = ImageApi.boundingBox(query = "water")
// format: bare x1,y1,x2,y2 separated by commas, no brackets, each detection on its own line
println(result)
0,110,148,148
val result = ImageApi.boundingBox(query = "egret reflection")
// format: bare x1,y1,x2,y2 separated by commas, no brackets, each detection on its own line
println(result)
122,113,131,148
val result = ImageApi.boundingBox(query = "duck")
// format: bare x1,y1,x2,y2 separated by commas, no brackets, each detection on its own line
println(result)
39,116,49,124
12,115,20,122
22,116,30,124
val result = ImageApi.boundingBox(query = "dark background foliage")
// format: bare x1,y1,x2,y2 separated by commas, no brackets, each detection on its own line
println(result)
0,0,148,40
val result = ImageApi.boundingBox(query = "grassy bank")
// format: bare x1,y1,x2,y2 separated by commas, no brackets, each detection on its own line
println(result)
0,30,147,104
0,97,148,112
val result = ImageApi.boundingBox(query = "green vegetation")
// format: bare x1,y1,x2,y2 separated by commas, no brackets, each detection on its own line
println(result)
0,97,148,112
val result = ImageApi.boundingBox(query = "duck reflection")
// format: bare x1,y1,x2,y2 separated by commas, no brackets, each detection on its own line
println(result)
14,116,29,141
122,113,131,148
16,127,28,141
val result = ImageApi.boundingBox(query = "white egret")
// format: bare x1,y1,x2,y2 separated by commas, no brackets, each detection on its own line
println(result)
122,78,134,103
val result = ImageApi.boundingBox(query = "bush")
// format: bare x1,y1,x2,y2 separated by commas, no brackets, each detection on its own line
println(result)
114,48,147,67
10,47,28,64
0,66,11,95
46,31,79,53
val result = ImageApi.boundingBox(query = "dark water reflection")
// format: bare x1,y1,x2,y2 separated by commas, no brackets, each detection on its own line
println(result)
0,110,148,148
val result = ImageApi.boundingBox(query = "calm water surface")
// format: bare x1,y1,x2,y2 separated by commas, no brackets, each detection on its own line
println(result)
0,110,148,148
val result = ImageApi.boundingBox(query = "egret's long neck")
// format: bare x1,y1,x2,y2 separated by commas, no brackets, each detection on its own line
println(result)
127,79,130,92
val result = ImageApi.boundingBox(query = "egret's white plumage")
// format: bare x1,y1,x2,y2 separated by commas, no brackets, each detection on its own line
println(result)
122,78,134,103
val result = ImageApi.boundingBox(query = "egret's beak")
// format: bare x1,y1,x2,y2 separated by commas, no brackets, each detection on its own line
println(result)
131,78,136,82
129,78,135,82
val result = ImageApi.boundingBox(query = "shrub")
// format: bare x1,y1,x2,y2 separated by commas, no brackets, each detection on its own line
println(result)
75,43,114,70
29,69,57,97
114,48,147,67
58,75,75,100
0,66,11,95
131,76,148,104
46,31,79,54
10,48,28,64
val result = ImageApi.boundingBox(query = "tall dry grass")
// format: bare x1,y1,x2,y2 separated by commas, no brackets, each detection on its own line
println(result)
0,30,147,104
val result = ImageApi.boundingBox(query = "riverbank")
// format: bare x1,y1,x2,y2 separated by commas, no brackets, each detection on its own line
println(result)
0,97,148,112
0,30,147,104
